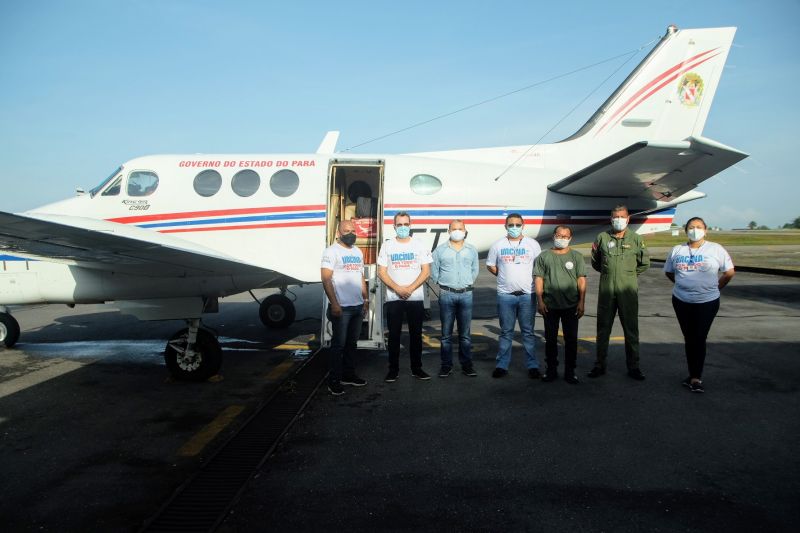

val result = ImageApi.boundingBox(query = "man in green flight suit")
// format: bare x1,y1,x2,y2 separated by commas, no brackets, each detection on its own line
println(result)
587,205,650,380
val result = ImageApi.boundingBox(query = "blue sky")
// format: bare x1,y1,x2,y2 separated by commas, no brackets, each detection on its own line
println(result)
1,0,798,229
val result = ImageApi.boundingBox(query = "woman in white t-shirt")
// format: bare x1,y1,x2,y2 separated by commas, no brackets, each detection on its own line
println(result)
664,217,735,393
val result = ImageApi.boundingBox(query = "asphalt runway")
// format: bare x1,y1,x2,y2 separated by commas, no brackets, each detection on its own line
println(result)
1,265,799,532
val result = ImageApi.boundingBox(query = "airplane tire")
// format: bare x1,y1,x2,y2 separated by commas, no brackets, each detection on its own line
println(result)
164,328,222,382
0,313,20,348
259,294,296,329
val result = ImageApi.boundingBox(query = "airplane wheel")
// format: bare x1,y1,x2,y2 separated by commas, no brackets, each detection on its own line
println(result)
0,313,20,348
259,294,296,329
164,328,222,382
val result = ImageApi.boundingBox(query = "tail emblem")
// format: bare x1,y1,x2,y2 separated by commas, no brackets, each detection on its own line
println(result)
678,73,704,107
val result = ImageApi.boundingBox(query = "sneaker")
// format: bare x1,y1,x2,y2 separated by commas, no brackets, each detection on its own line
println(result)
564,374,579,384
690,381,705,393
384,370,399,383
682,377,692,389
627,368,646,381
462,365,478,377
411,368,431,380
587,366,606,378
438,366,452,378
528,368,542,380
492,367,508,378
341,375,367,387
328,382,345,396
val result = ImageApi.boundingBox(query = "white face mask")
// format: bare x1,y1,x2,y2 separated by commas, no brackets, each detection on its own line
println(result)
687,228,705,242
611,217,628,231
449,229,466,242
553,238,570,249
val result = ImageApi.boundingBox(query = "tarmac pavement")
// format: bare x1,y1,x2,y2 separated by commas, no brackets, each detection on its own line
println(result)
222,263,800,532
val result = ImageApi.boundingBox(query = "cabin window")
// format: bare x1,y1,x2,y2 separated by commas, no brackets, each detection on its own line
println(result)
232,169,260,197
128,171,159,197
410,174,442,195
270,169,299,197
193,169,222,197
101,175,122,196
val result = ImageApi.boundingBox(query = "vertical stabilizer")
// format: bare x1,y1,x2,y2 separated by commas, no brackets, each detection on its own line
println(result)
565,26,737,147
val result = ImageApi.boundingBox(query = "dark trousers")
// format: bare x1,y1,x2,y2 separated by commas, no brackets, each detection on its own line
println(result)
327,305,363,384
672,296,720,380
543,306,579,374
385,300,424,371
596,290,640,370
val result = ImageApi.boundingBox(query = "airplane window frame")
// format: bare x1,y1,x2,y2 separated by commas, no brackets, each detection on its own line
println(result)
269,169,300,198
409,174,442,195
231,169,261,197
193,169,223,197
101,175,123,197
90,166,123,198
127,170,160,197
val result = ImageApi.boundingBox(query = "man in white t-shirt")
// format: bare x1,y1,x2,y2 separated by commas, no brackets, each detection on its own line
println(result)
377,212,433,383
486,213,542,378
321,220,369,396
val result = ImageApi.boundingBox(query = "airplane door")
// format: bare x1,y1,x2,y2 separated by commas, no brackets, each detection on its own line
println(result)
321,160,385,350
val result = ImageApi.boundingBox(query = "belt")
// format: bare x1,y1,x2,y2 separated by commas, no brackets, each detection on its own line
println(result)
509,290,528,296
439,285,473,293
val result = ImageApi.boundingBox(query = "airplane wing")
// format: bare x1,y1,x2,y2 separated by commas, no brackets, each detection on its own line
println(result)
0,211,283,279
548,136,748,200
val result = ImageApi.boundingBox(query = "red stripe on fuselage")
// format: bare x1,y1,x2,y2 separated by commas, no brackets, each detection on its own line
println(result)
158,220,325,234
108,204,326,224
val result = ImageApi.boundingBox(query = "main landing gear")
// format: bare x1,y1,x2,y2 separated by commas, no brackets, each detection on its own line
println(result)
0,312,20,348
164,318,222,381
258,290,296,329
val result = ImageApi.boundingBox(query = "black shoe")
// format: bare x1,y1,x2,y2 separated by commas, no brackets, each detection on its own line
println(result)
341,375,367,387
412,368,431,380
492,368,508,378
627,368,646,381
690,381,705,393
564,374,579,384
384,370,399,383
541,368,558,382
328,382,345,396
462,365,477,377
682,377,692,389
587,367,606,378
528,368,542,379
438,366,452,378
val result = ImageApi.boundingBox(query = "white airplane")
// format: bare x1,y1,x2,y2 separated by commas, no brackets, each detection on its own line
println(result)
0,25,747,380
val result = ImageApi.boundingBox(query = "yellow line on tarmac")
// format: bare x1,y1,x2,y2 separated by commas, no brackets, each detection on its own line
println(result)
177,405,245,457
272,343,309,351
265,359,295,381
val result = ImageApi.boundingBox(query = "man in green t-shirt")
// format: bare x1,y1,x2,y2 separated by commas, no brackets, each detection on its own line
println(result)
534,225,587,384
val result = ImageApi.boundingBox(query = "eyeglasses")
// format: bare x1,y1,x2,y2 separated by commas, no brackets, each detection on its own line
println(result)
506,223,523,228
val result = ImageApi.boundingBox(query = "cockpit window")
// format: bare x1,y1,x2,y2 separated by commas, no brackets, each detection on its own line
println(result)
128,171,159,197
90,166,123,198
102,176,122,196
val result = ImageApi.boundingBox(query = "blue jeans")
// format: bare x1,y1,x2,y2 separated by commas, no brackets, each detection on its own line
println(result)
496,292,538,370
438,290,473,369
327,304,363,384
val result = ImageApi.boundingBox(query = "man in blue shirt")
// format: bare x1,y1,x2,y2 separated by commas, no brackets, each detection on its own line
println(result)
431,219,480,377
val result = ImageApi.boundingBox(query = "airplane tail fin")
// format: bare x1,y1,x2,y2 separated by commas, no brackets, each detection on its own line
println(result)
564,26,737,146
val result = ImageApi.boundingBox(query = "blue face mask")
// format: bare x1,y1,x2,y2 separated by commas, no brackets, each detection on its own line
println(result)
507,226,522,238
396,226,411,239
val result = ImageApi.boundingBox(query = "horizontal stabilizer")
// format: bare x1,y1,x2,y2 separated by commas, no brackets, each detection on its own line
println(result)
0,211,274,277
548,136,748,199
